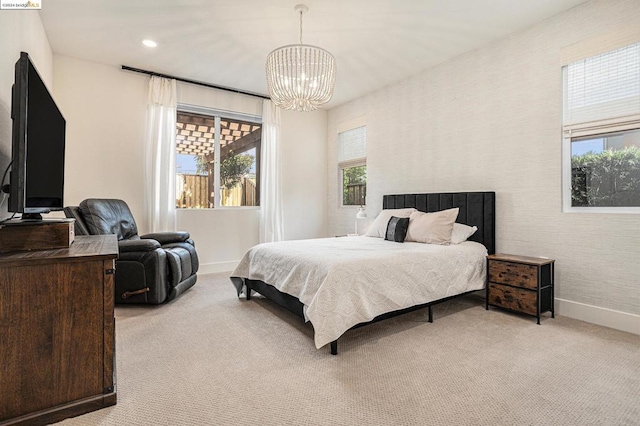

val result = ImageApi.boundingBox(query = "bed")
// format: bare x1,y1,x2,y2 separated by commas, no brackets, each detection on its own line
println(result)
231,191,495,354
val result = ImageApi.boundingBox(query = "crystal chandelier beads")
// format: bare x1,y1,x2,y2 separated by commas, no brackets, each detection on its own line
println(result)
265,4,336,112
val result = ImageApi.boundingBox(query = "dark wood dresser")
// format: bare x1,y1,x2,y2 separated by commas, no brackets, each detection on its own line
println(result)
485,253,555,324
0,235,118,425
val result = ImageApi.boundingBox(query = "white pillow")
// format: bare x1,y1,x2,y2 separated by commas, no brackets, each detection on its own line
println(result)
405,208,459,245
450,223,478,244
364,208,417,238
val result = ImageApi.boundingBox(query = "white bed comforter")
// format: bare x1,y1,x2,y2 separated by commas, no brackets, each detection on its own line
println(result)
231,236,487,349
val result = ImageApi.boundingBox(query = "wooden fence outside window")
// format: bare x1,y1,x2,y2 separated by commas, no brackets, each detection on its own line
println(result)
344,183,366,206
176,174,257,208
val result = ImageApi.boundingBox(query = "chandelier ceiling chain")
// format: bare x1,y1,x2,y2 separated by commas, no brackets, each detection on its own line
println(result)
265,4,336,112
298,5,303,44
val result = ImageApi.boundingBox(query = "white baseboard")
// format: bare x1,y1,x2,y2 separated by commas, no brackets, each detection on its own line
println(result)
198,261,238,275
555,298,640,335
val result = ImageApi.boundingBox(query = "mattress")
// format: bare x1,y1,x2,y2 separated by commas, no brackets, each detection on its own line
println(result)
231,236,487,348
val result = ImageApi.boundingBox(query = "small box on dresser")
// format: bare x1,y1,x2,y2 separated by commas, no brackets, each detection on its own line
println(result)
486,253,555,324
0,219,74,253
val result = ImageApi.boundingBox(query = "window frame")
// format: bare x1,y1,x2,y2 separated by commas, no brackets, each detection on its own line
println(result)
562,129,640,214
176,103,262,210
561,40,640,214
339,159,367,208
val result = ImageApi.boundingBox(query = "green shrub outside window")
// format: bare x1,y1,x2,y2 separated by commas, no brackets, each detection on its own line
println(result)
571,143,640,207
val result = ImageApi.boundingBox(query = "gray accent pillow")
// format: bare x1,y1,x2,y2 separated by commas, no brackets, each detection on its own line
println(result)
385,216,409,243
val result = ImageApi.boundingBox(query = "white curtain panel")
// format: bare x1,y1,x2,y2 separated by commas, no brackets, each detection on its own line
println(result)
260,100,284,243
144,76,177,233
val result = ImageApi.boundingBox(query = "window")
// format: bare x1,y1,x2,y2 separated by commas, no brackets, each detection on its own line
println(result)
338,125,366,206
570,130,640,207
175,109,261,209
562,42,640,212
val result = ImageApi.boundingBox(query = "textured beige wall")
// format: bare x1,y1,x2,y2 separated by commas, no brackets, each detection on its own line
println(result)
280,109,328,241
327,0,640,317
53,55,327,272
53,55,148,224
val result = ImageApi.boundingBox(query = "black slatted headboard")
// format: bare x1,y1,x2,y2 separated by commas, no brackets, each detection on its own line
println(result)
382,192,496,255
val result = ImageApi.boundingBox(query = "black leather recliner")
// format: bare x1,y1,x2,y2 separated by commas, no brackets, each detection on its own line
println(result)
64,199,198,304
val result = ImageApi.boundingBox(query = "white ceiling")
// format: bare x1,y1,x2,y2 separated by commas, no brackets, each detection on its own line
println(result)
39,0,589,109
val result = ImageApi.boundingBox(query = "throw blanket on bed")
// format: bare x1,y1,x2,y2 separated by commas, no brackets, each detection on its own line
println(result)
231,236,487,349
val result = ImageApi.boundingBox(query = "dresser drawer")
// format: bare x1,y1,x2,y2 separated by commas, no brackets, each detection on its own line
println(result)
488,260,537,289
487,283,537,316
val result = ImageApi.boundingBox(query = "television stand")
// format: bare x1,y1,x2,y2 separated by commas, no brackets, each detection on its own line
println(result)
0,235,118,425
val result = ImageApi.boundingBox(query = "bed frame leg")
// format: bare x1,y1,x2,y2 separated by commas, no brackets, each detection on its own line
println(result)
428,306,433,323
330,340,338,355
246,286,251,300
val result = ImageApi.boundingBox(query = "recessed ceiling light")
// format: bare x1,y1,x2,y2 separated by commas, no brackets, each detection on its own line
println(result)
142,39,157,48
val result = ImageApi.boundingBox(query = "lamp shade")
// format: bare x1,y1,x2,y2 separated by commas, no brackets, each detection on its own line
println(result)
266,44,336,112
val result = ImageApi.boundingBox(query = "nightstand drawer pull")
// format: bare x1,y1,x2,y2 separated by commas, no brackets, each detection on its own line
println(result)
489,261,537,289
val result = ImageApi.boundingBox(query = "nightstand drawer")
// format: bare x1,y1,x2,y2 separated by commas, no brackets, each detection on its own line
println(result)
488,260,537,289
487,283,537,316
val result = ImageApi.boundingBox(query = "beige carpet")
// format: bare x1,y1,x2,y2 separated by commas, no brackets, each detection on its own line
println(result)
60,273,640,426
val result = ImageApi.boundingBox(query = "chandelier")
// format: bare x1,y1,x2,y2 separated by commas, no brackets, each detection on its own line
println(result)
265,4,336,112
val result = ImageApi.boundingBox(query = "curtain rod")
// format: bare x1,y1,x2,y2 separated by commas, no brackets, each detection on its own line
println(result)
121,65,270,100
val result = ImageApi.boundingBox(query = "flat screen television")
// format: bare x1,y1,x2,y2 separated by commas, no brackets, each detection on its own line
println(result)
8,51,66,220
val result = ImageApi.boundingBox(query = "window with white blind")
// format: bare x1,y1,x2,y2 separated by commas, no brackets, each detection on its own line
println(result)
338,125,366,206
562,41,640,212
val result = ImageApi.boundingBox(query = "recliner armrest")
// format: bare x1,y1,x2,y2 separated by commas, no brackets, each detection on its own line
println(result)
140,231,190,245
118,239,161,253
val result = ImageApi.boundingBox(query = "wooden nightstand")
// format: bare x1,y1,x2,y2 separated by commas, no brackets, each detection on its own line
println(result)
485,253,555,324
